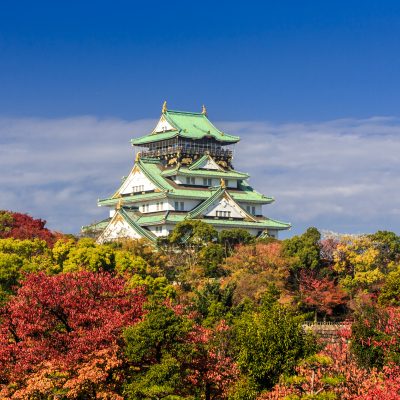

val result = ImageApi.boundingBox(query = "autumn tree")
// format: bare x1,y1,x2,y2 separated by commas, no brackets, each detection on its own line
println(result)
123,304,238,399
333,235,383,295
299,270,348,321
0,210,59,246
221,242,290,305
0,271,145,399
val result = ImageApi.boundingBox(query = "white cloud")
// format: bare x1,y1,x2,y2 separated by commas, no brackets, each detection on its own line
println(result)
0,115,399,236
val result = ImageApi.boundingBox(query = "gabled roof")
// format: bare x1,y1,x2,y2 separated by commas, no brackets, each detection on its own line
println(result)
186,186,257,221
188,154,224,171
131,109,240,146
136,158,174,191
97,208,157,244
110,158,173,199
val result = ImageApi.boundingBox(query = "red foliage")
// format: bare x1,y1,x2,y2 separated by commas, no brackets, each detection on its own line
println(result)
0,210,60,246
0,271,145,397
299,270,347,317
186,320,239,397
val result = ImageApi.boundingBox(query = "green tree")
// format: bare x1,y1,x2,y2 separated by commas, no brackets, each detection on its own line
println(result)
123,304,194,399
233,288,314,390
283,227,321,276
168,220,218,247
219,229,253,256
61,238,117,272
0,238,54,303
199,243,226,277
367,230,400,273
192,280,235,326
282,228,322,292
350,301,387,369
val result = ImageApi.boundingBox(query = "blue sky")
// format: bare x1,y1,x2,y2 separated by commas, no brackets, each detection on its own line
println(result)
1,1,400,236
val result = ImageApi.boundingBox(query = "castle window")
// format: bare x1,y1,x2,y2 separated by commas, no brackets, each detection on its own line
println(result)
132,185,144,193
156,202,163,211
175,201,184,211
186,177,195,185
155,226,163,233
216,211,231,218
203,178,212,186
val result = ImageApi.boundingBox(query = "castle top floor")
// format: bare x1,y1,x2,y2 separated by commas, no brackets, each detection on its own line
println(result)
131,103,239,163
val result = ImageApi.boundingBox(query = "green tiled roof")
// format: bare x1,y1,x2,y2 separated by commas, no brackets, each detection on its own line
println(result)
119,210,290,231
119,208,157,243
98,192,167,206
81,218,111,233
186,187,225,219
137,159,174,191
169,189,273,203
99,186,273,207
188,154,215,170
131,110,240,145
203,217,291,230
161,166,249,180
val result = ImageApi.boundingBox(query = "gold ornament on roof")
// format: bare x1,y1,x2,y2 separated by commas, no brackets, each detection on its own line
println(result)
220,178,226,188
116,199,123,210
135,152,141,162
201,104,207,115
162,101,167,113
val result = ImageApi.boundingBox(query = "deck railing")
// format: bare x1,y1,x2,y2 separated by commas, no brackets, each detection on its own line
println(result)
141,146,233,159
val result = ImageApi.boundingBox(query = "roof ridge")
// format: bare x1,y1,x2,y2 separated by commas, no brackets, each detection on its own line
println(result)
186,186,225,219
166,109,203,115
119,208,157,243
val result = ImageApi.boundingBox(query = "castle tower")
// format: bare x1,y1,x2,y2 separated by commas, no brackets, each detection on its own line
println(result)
83,103,290,243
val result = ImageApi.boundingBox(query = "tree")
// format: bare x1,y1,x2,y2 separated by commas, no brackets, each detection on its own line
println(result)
219,229,253,256
379,266,400,306
61,237,117,272
0,238,55,303
283,227,322,287
351,302,400,371
367,230,400,273
299,271,348,321
123,304,238,399
264,339,382,400
199,243,226,277
0,271,145,399
333,235,383,295
233,289,315,390
168,220,218,247
222,242,290,305
0,210,59,246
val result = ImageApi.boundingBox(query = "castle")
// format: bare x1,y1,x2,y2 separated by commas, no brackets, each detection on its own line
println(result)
83,103,290,243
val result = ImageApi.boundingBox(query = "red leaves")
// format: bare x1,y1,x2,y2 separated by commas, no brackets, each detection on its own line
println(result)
0,271,145,383
0,210,59,246
299,271,347,317
186,321,239,396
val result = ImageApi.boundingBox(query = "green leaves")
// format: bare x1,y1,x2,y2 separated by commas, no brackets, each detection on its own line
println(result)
232,292,314,389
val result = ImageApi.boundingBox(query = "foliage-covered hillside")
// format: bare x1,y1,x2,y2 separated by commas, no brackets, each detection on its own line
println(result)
1,210,400,399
